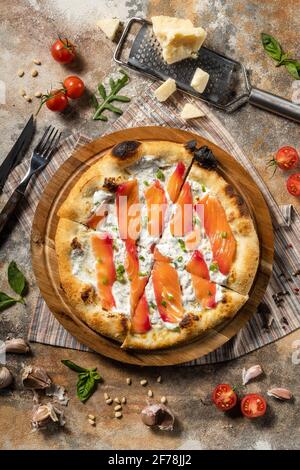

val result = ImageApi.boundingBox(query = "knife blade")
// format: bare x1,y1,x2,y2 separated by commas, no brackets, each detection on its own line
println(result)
0,115,35,193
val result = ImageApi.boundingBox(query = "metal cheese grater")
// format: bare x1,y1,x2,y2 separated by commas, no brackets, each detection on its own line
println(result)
114,17,300,122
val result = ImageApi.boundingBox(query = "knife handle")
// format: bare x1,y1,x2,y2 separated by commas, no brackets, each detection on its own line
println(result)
0,189,24,235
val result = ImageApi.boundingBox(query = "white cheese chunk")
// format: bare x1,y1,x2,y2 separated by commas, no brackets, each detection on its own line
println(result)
181,103,205,120
97,18,120,41
154,78,176,102
191,68,210,93
152,16,207,64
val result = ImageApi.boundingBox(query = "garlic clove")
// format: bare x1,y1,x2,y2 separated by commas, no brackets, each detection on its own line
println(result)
5,338,30,354
242,364,263,385
0,366,13,389
267,387,293,400
141,404,175,431
45,383,69,406
22,365,52,389
31,403,65,429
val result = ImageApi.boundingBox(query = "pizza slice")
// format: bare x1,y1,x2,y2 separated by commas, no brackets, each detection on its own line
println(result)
153,147,259,296
122,261,248,350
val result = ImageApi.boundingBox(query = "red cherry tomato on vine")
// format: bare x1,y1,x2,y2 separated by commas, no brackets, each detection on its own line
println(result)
51,38,76,64
286,173,300,197
45,90,69,112
271,146,299,171
63,76,85,99
212,384,238,411
241,394,267,419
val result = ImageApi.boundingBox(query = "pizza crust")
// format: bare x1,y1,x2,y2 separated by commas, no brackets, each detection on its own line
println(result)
122,289,248,350
55,218,128,343
188,164,260,295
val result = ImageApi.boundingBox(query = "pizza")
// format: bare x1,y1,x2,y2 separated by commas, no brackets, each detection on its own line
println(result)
55,139,259,350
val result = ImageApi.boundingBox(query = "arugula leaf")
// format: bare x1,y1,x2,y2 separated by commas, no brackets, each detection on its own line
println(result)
156,169,165,181
261,33,283,62
92,70,131,121
8,261,26,296
178,239,187,253
209,262,219,272
62,360,102,402
116,264,126,283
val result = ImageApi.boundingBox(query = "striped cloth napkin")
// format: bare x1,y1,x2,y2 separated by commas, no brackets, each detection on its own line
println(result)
4,84,300,365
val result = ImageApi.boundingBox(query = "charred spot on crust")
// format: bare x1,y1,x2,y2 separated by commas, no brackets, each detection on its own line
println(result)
70,237,82,250
112,140,141,159
179,314,194,329
185,140,197,152
194,146,218,170
103,177,120,192
81,286,95,303
224,185,249,217
120,315,128,333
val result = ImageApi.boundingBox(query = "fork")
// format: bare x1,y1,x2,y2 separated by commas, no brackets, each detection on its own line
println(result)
0,126,61,235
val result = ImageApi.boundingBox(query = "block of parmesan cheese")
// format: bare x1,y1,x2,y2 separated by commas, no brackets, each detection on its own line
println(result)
190,68,210,93
151,16,207,64
97,18,120,41
181,103,205,120
154,78,176,102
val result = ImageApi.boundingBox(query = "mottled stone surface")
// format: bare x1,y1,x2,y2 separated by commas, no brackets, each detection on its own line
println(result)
0,0,299,450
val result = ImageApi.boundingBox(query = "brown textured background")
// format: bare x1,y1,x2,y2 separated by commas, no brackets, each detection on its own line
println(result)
0,0,299,450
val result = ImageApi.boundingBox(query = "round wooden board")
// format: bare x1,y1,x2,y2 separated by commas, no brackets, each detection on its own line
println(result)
31,126,274,366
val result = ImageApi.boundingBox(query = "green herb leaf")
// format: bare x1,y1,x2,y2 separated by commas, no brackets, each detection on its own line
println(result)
61,359,88,373
139,255,145,261
261,33,283,62
177,256,183,262
92,70,131,121
209,262,219,272
178,239,187,253
143,181,149,186
0,292,17,311
201,184,206,192
116,264,126,283
62,360,102,402
161,300,167,307
284,60,300,79
149,301,156,310
167,293,174,300
8,261,26,296
139,271,148,277
221,231,228,239
156,169,165,181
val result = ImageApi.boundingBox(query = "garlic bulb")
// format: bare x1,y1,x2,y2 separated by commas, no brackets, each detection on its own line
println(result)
22,366,52,389
32,403,65,429
0,366,13,389
5,338,30,354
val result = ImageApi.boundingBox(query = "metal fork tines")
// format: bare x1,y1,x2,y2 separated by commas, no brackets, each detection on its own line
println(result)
0,125,61,235
18,126,61,192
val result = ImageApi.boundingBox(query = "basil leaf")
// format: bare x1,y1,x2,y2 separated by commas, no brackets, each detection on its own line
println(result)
284,60,300,80
261,33,283,62
0,292,17,311
61,359,88,373
8,261,26,296
77,373,96,402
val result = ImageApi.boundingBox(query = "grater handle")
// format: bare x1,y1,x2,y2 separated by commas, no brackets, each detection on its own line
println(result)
249,87,300,123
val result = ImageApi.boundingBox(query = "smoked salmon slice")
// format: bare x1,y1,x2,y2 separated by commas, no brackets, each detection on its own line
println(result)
91,234,116,310
86,206,108,230
125,239,148,313
191,275,217,309
144,180,167,238
167,162,186,202
152,261,184,323
170,181,193,237
116,179,141,241
186,250,209,279
196,195,236,275
131,294,151,334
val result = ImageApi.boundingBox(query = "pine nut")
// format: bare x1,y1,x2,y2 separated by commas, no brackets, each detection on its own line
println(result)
148,390,153,397
33,59,41,65
88,419,95,426
31,69,38,77
114,405,122,411
115,411,122,418
106,398,113,405
17,69,24,77
140,379,148,386
160,396,167,404
157,376,162,383
104,392,109,400
34,91,42,98
121,397,126,404
126,378,131,385
114,397,121,404
19,88,26,97
88,414,95,420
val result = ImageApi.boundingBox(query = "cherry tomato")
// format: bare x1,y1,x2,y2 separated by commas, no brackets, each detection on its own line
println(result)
241,394,267,419
287,173,300,197
212,384,238,411
45,90,68,112
51,38,76,64
274,146,299,171
63,76,85,99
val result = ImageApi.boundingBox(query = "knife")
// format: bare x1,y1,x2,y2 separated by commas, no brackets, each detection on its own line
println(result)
0,115,35,194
